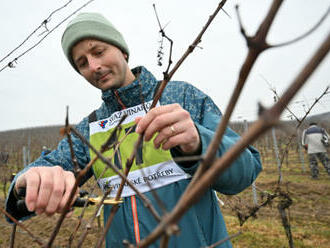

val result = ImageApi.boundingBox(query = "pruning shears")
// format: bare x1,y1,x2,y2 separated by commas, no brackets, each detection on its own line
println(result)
16,188,123,213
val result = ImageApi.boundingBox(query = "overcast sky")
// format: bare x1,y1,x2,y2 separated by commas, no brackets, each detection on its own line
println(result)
0,0,329,132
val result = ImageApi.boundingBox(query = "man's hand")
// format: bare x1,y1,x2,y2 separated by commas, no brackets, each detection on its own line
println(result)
135,103,201,154
15,166,77,216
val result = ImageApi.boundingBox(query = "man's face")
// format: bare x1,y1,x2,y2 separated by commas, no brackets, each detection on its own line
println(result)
72,39,132,91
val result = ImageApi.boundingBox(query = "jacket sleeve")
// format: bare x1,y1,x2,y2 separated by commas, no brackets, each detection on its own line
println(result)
173,83,262,195
5,118,92,223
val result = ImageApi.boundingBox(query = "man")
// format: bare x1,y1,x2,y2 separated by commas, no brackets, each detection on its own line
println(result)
6,13,262,247
41,146,51,157
302,122,330,179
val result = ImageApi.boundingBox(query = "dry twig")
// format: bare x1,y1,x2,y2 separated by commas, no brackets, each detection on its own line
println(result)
135,8,330,248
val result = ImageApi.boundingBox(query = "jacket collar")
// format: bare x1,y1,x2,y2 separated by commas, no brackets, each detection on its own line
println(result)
101,66,158,111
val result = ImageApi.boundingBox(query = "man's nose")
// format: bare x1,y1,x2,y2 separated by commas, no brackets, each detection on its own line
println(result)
88,57,101,72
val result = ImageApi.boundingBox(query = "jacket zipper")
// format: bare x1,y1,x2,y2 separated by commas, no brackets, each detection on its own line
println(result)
131,195,140,243
113,90,141,243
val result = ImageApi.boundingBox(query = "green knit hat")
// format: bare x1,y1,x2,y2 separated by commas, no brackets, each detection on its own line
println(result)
61,12,129,70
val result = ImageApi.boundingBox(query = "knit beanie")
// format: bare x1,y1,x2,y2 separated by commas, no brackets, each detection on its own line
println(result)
61,12,129,70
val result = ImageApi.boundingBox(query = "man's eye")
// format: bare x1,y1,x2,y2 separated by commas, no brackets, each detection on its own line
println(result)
94,49,104,56
78,61,87,68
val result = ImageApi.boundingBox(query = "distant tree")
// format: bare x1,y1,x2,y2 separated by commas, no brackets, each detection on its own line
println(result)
0,151,9,166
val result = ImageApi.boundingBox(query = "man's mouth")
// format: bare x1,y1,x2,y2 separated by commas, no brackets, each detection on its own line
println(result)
99,73,109,82
96,71,112,83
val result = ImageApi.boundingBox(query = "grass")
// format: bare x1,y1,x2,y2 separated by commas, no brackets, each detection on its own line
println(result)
220,149,330,247
0,148,330,247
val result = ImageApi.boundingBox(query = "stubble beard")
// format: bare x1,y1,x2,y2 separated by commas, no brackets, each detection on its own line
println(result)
100,70,127,91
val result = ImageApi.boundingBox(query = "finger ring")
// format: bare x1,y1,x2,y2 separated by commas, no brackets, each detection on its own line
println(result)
170,125,176,135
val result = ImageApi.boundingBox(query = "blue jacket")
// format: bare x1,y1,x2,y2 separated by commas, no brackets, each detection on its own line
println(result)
6,66,262,247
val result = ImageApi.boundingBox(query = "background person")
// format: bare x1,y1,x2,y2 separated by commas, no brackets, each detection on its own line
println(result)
302,122,330,179
6,12,262,247
41,146,51,157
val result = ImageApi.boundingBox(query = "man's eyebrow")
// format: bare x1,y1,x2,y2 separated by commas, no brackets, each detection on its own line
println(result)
74,56,84,65
73,48,91,65
74,43,104,64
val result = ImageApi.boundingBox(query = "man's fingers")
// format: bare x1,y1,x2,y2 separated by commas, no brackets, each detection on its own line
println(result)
153,124,183,149
15,166,76,216
138,105,188,141
161,133,185,150
151,117,199,153
135,103,200,154
136,104,181,135
143,113,179,141
15,174,27,190
161,131,197,151
45,166,65,215
35,169,54,215
58,171,77,213
22,169,41,212
135,116,142,124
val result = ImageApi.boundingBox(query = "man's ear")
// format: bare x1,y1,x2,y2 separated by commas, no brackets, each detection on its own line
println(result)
123,53,128,61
